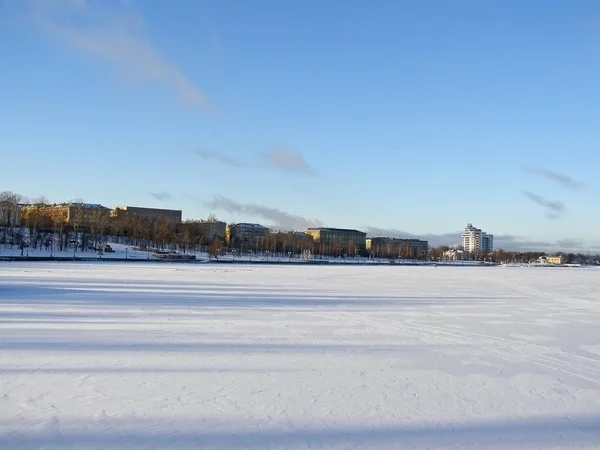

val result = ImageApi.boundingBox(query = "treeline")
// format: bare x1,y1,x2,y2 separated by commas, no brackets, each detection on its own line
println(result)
0,191,319,258
0,197,222,256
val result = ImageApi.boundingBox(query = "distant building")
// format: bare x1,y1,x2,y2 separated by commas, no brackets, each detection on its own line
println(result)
268,230,315,250
199,220,227,240
180,220,226,242
20,202,109,229
110,206,182,224
366,237,429,258
540,255,564,265
226,223,269,245
443,249,471,261
305,227,367,252
291,231,315,247
462,223,493,253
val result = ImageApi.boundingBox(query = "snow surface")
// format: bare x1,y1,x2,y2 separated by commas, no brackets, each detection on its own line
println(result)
1,263,600,449
0,243,156,260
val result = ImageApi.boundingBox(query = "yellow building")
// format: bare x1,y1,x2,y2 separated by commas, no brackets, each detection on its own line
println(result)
20,203,109,229
305,227,367,252
545,255,564,265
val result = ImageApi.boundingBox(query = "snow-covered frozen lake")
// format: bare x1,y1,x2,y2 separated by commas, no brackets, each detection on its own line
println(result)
1,262,600,449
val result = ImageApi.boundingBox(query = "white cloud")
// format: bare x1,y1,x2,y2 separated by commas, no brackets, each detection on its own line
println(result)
30,0,209,108
264,148,317,175
191,146,319,175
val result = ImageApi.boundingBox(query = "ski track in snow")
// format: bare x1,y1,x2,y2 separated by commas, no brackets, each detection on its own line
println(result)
1,262,600,449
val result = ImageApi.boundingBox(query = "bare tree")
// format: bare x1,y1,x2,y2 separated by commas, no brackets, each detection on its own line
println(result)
21,197,51,250
88,209,110,251
52,208,68,251
152,218,173,250
208,237,222,259
67,200,86,252
347,241,358,258
0,191,23,248
0,191,22,226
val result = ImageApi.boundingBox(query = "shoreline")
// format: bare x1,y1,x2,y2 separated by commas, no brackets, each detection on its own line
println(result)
0,255,500,267
1,256,592,268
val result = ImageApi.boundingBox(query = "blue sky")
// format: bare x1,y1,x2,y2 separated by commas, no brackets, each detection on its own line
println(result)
1,0,599,250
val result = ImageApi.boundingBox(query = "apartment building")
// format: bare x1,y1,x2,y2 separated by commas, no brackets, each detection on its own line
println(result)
110,206,182,224
305,227,367,252
461,223,494,253
20,203,109,229
226,223,270,244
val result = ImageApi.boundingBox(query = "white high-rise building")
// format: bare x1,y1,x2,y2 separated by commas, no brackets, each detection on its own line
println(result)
462,223,493,253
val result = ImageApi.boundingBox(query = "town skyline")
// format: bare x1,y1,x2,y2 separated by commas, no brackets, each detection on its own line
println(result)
2,190,597,255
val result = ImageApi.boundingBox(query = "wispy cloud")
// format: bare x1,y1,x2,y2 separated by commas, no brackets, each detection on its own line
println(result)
191,149,244,168
204,195,324,230
524,166,585,191
264,148,318,175
30,0,208,108
150,191,173,201
522,191,566,218
191,147,318,175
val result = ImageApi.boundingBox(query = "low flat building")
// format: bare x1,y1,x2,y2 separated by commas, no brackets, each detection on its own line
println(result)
199,220,227,240
179,220,227,243
268,230,315,251
367,236,429,258
305,227,367,252
111,205,182,224
443,249,471,261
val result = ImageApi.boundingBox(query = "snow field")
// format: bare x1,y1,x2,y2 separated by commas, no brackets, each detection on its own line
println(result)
0,243,155,260
1,263,600,449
